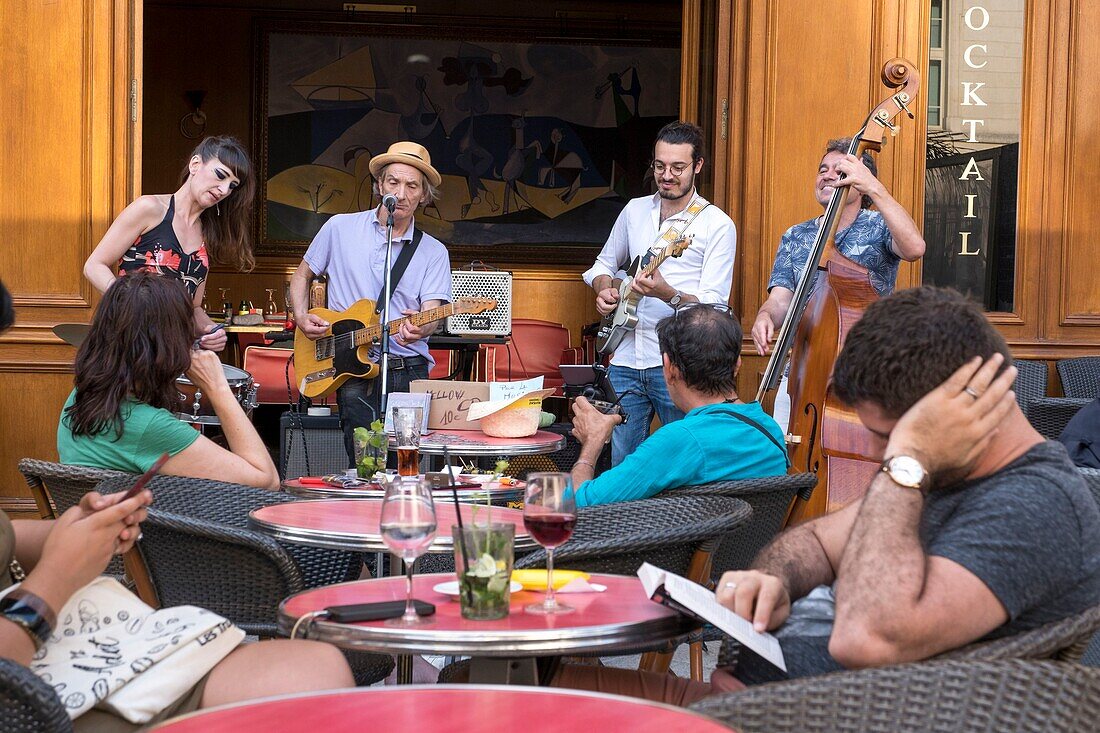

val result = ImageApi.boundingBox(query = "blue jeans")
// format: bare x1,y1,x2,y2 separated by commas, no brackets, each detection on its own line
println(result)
607,365,685,466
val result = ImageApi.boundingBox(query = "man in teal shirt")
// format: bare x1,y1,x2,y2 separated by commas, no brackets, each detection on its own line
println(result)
571,304,788,507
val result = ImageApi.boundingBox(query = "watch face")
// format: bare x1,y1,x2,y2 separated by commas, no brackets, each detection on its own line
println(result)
886,456,926,488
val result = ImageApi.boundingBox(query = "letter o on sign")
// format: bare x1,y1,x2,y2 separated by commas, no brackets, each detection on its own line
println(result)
965,6,990,31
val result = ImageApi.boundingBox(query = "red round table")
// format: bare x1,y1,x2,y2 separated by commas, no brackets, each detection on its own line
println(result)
249,499,538,554
151,686,733,733
398,429,566,457
279,573,699,684
281,477,524,505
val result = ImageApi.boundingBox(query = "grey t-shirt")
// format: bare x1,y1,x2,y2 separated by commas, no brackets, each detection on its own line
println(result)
737,440,1100,684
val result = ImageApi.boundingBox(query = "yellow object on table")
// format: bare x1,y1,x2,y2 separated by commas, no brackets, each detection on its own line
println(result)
511,569,590,590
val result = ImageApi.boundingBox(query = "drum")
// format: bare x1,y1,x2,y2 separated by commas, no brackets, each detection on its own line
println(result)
174,364,257,425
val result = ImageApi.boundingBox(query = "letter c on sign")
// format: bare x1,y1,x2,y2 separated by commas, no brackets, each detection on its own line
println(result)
964,44,987,69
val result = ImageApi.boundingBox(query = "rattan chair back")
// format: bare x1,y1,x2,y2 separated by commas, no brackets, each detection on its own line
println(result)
0,659,72,733
690,659,1100,733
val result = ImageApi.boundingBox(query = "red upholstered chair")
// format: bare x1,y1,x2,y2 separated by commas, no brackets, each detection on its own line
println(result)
428,349,453,380
475,319,584,395
243,345,299,404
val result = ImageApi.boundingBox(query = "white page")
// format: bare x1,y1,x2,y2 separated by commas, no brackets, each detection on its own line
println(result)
637,563,786,672
489,376,544,403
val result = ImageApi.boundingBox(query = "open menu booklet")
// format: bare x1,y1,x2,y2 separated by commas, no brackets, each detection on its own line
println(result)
637,563,787,672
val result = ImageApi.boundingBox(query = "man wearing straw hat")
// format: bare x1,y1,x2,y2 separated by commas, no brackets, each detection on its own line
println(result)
290,141,453,466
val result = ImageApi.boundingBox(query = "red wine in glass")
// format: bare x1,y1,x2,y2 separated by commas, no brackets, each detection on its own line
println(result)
524,512,576,548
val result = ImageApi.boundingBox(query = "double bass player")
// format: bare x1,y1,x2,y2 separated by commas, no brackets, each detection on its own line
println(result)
751,137,925,433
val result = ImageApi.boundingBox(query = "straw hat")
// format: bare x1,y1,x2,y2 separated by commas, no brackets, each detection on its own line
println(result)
368,141,442,188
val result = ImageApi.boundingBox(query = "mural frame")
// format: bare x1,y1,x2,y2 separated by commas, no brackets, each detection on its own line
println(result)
251,17,680,265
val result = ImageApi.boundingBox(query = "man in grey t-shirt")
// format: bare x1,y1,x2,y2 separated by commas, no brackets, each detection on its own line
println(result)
722,287,1100,683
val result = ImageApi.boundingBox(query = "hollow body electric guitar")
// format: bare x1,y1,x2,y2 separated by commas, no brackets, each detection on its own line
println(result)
595,235,692,355
294,297,496,399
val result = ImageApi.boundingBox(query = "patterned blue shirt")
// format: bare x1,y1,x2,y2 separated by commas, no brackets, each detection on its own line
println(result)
767,209,900,296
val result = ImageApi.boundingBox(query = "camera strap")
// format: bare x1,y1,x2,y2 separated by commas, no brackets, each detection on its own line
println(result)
720,401,791,467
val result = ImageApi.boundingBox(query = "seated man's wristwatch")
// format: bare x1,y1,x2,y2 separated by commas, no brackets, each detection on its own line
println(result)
668,291,683,307
880,455,929,493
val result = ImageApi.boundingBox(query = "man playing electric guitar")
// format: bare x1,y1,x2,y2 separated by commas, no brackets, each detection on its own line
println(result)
584,121,736,465
290,141,452,467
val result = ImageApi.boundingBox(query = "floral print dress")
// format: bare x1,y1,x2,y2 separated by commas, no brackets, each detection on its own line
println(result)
118,195,209,298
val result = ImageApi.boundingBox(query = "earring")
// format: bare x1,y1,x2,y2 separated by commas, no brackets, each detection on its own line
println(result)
216,202,221,216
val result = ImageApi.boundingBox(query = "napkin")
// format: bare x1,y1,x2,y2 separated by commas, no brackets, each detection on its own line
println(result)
557,577,607,593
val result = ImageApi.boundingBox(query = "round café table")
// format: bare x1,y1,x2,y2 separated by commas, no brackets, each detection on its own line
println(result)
150,686,733,733
398,429,565,456
249,499,538,554
281,477,524,505
279,573,699,685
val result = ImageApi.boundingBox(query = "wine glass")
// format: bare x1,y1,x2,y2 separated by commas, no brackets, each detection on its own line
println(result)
265,288,279,317
522,472,577,615
379,476,437,625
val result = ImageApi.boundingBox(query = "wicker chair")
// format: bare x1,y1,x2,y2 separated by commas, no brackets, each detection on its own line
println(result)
1014,359,1049,411
717,601,1100,673
95,475,393,685
665,473,817,579
18,458,133,519
1057,356,1100,399
0,659,72,733
19,458,136,578
1026,396,1092,439
689,659,1100,733
136,509,305,636
514,495,753,579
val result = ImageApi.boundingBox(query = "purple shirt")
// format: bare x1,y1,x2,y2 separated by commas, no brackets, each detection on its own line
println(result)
304,208,452,360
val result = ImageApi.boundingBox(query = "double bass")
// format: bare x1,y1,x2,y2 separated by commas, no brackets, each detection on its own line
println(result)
756,58,920,524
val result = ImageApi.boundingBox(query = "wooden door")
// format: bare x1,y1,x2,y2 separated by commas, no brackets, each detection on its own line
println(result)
0,0,141,516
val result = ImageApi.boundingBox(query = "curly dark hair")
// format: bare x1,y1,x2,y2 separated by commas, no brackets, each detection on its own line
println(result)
64,272,194,438
656,120,706,161
832,287,1011,418
179,135,256,272
824,137,878,209
657,304,743,395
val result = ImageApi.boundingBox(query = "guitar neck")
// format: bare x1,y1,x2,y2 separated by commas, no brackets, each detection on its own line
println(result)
640,245,677,278
353,303,457,347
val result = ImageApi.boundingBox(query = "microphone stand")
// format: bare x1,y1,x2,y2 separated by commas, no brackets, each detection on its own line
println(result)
379,203,396,424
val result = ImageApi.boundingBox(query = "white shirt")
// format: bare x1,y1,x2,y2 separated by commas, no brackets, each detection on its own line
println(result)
583,190,736,369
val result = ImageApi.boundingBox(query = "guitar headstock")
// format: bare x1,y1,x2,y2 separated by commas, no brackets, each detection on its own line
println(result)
455,297,498,314
668,235,693,258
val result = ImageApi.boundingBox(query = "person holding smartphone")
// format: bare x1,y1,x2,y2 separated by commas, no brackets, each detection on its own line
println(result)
1,278,354,730
57,272,279,489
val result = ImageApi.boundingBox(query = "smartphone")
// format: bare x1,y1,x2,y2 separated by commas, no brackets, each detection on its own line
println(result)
122,452,170,500
324,600,435,623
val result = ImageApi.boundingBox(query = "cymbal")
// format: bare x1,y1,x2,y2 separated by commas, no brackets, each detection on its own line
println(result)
53,323,90,348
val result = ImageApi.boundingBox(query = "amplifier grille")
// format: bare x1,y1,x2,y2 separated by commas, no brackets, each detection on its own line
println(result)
448,271,512,335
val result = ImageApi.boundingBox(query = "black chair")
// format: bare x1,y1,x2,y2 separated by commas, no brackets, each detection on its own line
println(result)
1026,396,1092,439
95,475,393,685
1014,359,1049,411
689,659,1100,733
1058,356,1100,399
136,509,304,636
0,659,71,733
514,494,753,579
665,473,817,579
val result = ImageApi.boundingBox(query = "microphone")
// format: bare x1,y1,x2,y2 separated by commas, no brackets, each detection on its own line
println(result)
382,194,398,213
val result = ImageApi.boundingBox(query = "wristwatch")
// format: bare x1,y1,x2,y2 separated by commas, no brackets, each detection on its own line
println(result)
668,291,683,307
880,455,928,492
0,590,56,651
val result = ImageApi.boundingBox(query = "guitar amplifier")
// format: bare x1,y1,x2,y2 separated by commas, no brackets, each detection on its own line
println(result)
447,269,512,335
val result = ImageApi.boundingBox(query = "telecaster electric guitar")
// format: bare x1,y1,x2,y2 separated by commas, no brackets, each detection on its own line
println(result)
595,235,692,355
294,296,496,399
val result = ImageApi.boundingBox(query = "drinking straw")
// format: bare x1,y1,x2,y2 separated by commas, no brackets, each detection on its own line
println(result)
444,446,475,607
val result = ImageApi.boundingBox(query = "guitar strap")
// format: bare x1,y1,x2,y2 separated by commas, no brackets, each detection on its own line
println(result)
639,195,712,268
374,227,425,315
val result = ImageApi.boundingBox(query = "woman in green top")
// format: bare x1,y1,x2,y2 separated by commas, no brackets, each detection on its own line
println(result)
58,272,279,489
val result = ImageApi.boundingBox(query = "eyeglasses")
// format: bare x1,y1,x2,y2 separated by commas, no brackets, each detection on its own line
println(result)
673,302,734,317
651,161,693,176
